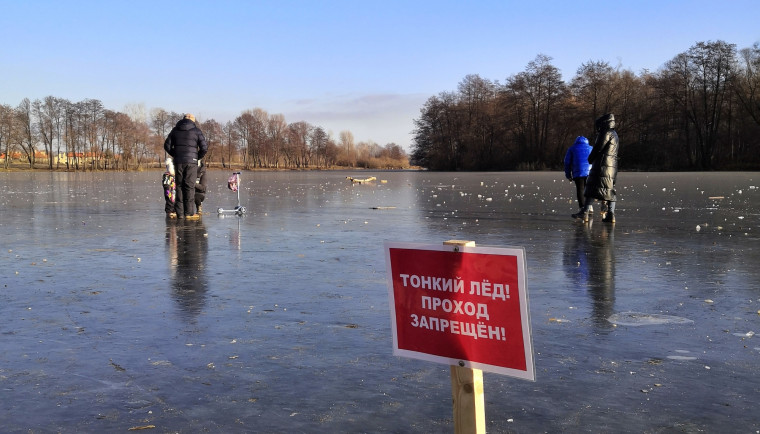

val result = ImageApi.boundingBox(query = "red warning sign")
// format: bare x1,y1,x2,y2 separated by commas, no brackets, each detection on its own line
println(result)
384,242,534,380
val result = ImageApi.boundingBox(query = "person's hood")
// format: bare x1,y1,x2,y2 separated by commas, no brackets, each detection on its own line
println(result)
175,118,196,131
595,113,615,131
574,136,589,146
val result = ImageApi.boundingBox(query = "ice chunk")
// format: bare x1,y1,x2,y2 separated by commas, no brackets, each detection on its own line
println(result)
732,331,755,338
607,312,694,326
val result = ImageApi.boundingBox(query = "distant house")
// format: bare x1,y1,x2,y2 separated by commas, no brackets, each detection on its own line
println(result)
1,150,123,167
56,152,122,166
1,151,49,162
0,151,23,162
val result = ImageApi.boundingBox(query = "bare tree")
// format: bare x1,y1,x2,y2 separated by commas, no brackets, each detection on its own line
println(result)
112,111,134,169
661,40,737,169
310,126,328,168
16,98,37,168
286,121,312,168
339,130,355,166
150,108,174,160
199,118,223,167
504,54,567,167
571,60,616,122
47,97,66,169
221,120,240,168
33,98,54,169
234,111,256,169
411,92,463,170
81,99,104,170
0,103,18,169
265,113,286,168
735,42,760,125
457,74,498,168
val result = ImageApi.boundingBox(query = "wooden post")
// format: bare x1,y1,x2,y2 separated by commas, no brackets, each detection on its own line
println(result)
443,240,485,434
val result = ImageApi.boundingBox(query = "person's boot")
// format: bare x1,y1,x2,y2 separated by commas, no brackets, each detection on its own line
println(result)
602,212,615,223
571,208,585,219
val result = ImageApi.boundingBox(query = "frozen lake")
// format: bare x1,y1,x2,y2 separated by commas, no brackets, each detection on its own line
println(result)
1,170,758,433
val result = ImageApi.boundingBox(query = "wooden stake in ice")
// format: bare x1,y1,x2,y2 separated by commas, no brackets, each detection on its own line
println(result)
443,240,485,434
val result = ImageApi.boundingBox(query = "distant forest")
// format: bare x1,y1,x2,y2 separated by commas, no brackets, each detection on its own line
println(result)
0,102,409,171
411,40,760,171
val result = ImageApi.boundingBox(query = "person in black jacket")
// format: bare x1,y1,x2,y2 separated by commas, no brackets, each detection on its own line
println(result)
164,114,208,219
575,113,619,223
194,159,207,214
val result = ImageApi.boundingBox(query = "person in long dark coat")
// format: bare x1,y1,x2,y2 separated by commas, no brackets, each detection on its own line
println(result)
573,113,619,223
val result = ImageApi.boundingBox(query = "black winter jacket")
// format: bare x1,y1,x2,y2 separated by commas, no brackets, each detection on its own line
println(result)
164,119,208,164
584,114,619,202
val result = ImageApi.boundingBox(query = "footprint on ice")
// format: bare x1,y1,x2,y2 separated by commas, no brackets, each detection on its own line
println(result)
607,312,694,326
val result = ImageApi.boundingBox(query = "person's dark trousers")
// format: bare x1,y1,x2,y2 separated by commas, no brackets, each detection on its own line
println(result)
573,176,587,208
164,195,174,214
174,188,183,216
175,163,198,217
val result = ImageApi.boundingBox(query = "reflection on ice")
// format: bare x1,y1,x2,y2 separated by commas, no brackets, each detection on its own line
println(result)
608,312,694,326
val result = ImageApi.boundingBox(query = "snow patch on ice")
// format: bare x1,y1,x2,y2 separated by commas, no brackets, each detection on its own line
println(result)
667,355,698,361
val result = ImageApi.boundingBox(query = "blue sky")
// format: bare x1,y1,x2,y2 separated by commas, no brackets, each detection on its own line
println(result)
1,0,758,150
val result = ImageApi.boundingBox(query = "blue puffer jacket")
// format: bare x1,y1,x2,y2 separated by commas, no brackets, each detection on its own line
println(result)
164,119,208,164
564,136,591,179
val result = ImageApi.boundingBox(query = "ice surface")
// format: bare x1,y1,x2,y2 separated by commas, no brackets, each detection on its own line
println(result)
0,170,758,432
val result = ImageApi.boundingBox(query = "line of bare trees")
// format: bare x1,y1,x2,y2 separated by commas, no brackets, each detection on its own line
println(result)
0,100,409,171
225,108,408,170
411,40,760,171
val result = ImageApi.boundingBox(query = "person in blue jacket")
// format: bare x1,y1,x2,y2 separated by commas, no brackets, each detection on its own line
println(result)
564,136,592,216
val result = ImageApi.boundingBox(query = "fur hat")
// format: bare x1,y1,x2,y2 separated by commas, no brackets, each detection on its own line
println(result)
184,113,196,122
165,157,175,176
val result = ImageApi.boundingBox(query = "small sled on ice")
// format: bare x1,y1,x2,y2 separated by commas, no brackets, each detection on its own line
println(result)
217,172,247,216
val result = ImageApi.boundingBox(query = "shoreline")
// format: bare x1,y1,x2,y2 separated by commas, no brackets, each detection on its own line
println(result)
0,164,421,173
